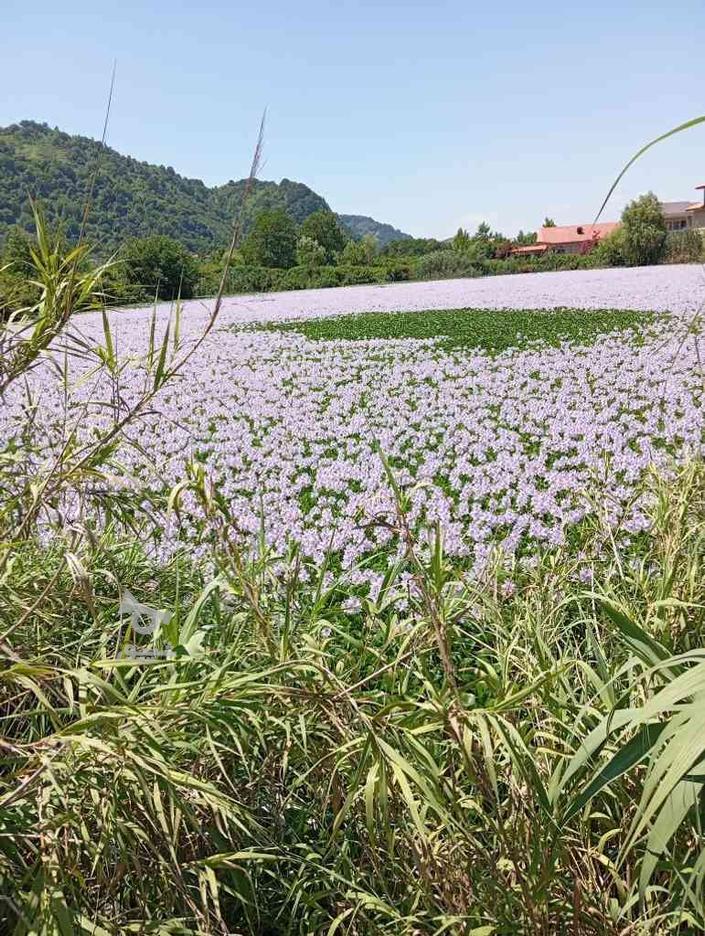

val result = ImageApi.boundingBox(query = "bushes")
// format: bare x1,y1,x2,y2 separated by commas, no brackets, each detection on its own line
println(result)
383,259,413,281
663,228,705,264
340,233,378,266
199,263,392,296
487,251,598,276
592,227,627,267
295,234,326,268
619,192,667,266
414,248,482,280
204,251,605,299
116,235,200,301
0,226,41,314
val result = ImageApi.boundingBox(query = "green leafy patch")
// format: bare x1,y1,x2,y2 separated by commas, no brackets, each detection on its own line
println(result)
264,307,663,352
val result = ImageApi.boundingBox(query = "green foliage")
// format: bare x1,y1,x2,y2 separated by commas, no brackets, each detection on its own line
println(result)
209,263,281,295
117,234,199,301
0,225,39,313
664,228,705,264
543,217,556,227
620,191,668,266
3,428,705,932
0,203,109,391
295,234,326,268
450,223,507,262
593,227,627,267
0,122,414,259
489,250,600,275
383,258,413,281
299,209,347,263
380,236,445,258
452,226,472,252
240,209,298,269
340,232,378,265
267,306,657,352
415,248,480,280
0,121,331,254
337,213,411,246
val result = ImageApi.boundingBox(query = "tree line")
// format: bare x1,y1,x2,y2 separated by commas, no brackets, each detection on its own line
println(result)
2,194,702,311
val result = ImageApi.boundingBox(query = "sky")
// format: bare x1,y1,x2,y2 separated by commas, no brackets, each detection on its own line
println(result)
2,0,705,239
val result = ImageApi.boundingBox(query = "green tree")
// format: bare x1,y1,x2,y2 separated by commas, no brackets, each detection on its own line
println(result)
620,192,667,266
464,222,498,261
296,235,326,268
340,233,378,266
241,209,298,269
300,210,346,263
452,228,471,253
543,217,556,227
119,235,199,300
593,228,627,267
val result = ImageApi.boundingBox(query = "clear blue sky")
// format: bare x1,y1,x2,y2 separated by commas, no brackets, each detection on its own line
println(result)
3,0,704,238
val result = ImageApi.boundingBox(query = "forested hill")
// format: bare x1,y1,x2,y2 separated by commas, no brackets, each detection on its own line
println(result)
338,214,411,246
0,121,410,253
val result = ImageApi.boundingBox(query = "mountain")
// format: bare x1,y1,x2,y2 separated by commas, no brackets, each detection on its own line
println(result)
0,121,411,254
337,214,412,247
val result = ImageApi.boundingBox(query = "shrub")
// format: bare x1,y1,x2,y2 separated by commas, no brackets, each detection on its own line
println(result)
620,192,667,266
295,234,326,268
663,228,705,264
339,264,378,285
383,259,413,281
415,249,481,280
279,265,342,290
0,226,41,314
118,235,199,300
593,227,627,267
340,233,378,266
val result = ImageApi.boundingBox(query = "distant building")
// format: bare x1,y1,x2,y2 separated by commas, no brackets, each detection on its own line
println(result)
660,187,705,230
510,222,619,257
660,201,692,231
512,185,705,258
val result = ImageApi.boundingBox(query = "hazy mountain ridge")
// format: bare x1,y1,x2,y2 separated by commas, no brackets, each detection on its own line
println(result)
0,121,410,253
338,214,412,247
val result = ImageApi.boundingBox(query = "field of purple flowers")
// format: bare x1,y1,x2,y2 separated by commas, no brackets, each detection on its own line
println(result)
3,265,703,588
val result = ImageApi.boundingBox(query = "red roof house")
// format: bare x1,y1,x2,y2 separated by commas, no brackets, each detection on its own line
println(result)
536,222,619,254
510,221,619,257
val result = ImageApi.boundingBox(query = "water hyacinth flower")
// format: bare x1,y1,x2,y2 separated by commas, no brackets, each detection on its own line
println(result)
1,267,704,593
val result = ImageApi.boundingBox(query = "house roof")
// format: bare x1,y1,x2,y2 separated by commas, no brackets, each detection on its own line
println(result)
686,202,705,212
660,201,692,216
510,243,549,254
538,222,619,246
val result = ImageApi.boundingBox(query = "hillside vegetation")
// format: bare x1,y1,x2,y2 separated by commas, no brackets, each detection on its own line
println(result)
338,212,411,245
0,121,410,253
